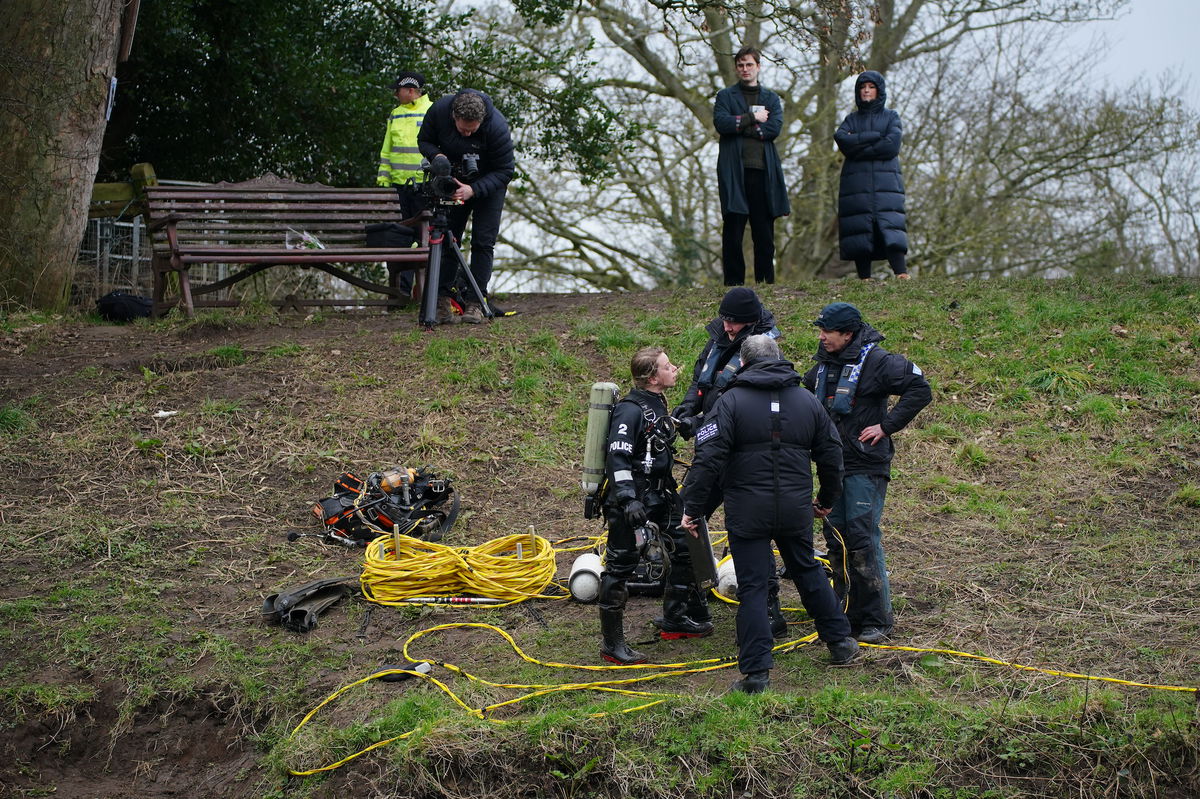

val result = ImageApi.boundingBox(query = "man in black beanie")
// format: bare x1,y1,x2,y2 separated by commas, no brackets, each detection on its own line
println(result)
674,288,780,438
671,286,789,638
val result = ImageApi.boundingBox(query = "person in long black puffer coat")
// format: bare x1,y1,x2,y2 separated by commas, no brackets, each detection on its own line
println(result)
835,70,910,281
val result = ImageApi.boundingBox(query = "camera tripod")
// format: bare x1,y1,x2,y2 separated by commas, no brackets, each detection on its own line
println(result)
418,203,494,327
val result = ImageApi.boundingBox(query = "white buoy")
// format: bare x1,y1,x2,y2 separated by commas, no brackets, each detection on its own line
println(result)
717,559,738,598
569,552,603,602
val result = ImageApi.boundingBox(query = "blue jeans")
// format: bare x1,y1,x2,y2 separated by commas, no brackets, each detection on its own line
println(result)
822,473,892,632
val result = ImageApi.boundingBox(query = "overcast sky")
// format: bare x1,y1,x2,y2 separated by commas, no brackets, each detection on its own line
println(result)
1069,0,1199,106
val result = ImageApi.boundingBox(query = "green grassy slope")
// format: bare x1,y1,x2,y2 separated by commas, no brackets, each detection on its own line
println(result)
0,275,1197,798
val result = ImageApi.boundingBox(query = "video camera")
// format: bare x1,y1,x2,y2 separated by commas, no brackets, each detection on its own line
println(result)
415,153,480,205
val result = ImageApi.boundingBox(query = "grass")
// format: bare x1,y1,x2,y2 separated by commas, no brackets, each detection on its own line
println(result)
0,275,1197,798
0,403,32,433
208,343,248,366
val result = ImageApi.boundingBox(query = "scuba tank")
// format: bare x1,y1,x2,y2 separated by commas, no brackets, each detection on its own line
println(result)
582,382,619,518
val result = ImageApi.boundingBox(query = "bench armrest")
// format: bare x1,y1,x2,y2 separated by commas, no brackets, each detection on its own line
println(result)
147,212,197,233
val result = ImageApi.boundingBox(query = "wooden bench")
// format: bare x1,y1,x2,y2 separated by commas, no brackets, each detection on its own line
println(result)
143,174,431,318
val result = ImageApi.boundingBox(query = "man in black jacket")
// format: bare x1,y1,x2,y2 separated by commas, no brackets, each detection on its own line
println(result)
676,284,796,633
599,346,713,665
673,286,791,637
673,287,780,439
417,90,515,324
682,335,860,693
803,302,931,644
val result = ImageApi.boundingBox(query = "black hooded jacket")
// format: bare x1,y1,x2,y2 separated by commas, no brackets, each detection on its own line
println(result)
834,70,907,260
675,307,781,422
802,323,931,476
682,359,843,538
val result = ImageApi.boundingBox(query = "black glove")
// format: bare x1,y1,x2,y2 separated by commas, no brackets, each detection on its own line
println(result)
623,500,648,528
675,415,698,440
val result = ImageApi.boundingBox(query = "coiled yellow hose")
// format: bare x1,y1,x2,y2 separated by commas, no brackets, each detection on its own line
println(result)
360,532,562,606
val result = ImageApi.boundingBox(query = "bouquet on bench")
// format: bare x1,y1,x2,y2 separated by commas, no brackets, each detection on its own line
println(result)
285,228,325,250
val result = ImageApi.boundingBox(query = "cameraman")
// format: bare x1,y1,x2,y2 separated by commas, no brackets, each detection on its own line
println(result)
417,89,515,324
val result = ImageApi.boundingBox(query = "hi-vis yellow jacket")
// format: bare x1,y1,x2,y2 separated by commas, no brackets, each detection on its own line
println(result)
376,94,433,186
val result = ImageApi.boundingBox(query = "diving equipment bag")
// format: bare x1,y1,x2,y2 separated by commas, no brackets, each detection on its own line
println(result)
311,466,459,545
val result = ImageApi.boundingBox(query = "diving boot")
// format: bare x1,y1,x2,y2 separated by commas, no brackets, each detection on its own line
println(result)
599,609,647,665
686,584,712,625
656,585,714,640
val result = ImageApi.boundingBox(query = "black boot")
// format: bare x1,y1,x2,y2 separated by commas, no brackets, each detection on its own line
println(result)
598,573,647,664
600,609,647,664
828,637,861,667
656,585,714,639
686,584,712,625
730,670,771,694
768,585,788,639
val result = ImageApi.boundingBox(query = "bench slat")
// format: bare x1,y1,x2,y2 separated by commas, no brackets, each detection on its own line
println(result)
144,188,400,199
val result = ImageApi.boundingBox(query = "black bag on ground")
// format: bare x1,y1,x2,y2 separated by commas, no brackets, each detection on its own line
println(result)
365,222,417,249
96,291,152,322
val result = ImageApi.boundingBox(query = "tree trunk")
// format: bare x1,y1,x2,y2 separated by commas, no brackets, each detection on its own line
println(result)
0,0,125,311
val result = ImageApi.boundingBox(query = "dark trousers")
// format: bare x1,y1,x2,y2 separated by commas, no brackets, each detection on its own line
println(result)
728,531,851,674
854,252,906,279
437,188,506,299
822,473,893,632
601,492,693,606
721,169,775,285
387,185,422,298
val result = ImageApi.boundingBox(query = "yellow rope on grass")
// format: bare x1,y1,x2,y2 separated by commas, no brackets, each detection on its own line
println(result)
285,621,750,776
360,532,564,606
284,615,1198,777
862,642,1200,693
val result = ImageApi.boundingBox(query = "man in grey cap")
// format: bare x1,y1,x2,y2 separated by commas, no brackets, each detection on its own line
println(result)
802,302,931,643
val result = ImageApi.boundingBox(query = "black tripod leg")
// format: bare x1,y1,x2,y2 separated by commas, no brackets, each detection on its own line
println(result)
421,236,443,327
445,236,493,318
